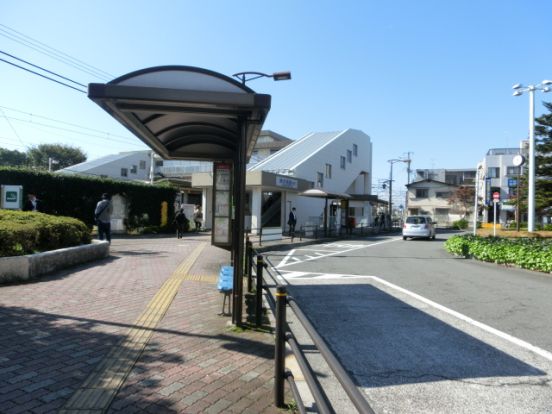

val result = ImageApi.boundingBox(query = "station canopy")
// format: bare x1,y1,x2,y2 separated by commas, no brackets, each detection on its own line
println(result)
88,66,271,161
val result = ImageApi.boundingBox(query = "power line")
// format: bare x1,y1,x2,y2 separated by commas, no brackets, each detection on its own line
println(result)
0,50,86,88
0,108,27,148
0,23,114,81
0,136,26,149
5,115,145,147
0,105,140,143
0,57,86,93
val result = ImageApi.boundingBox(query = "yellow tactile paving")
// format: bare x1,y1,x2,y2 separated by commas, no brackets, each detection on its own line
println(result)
59,242,208,413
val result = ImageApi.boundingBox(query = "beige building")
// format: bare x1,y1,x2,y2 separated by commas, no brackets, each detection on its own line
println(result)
406,179,467,226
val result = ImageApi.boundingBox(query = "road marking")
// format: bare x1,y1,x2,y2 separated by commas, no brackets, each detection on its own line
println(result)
370,275,552,363
276,237,401,269
277,269,552,363
277,248,296,268
60,242,208,413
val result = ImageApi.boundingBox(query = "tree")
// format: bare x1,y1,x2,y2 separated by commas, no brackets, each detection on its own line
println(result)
27,143,86,171
448,186,475,219
0,148,28,167
534,101,552,215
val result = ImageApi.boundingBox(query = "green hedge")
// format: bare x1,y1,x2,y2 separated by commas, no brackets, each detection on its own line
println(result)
452,219,469,230
0,210,91,257
0,167,176,228
444,234,552,273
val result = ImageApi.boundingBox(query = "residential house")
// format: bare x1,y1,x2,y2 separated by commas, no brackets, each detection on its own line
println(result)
406,168,476,226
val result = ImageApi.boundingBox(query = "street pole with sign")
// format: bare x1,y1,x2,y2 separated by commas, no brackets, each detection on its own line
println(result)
512,154,526,232
493,192,500,236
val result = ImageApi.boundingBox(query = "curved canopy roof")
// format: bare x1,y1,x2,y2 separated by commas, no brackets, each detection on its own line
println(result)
88,66,271,161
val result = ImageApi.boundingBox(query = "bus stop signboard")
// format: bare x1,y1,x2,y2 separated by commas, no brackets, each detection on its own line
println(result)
212,162,232,248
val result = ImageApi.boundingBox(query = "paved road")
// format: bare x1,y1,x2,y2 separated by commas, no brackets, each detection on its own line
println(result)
263,231,552,413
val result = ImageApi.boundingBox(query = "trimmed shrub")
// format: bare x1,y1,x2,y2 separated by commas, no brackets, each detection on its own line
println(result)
0,210,91,257
444,234,552,273
452,219,469,230
0,167,176,229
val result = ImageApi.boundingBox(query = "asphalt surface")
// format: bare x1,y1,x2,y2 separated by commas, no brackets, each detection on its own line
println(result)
262,231,552,413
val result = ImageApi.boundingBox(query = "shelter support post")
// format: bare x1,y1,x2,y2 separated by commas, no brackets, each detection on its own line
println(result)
232,118,247,326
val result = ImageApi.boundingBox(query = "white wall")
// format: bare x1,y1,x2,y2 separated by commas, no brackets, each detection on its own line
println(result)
293,129,372,195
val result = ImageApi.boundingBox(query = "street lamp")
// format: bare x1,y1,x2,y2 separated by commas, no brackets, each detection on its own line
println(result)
512,80,552,232
387,158,408,217
232,71,291,84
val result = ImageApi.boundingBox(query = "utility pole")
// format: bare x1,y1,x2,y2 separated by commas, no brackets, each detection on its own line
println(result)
48,157,59,172
404,152,413,216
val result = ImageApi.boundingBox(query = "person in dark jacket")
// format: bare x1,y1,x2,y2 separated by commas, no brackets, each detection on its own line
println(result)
95,193,113,243
174,208,189,239
23,193,42,212
288,207,297,236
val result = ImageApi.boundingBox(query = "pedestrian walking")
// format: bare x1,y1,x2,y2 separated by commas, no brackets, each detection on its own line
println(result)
95,193,113,243
288,207,297,236
174,208,189,239
193,205,203,231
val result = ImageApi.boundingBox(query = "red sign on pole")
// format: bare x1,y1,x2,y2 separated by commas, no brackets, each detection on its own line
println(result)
493,192,500,201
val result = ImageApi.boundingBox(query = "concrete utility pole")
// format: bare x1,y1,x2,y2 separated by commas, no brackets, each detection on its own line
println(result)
48,157,58,172
404,152,413,215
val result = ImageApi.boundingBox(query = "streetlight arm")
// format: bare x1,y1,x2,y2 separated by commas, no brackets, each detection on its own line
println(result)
232,71,291,84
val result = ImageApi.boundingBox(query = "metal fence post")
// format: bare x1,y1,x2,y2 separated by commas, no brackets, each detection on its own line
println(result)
246,237,253,293
275,285,287,408
256,255,264,327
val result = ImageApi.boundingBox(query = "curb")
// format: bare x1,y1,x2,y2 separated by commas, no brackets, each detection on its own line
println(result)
0,240,109,283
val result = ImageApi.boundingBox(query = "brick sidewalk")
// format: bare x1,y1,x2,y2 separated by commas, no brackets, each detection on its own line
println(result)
0,234,288,413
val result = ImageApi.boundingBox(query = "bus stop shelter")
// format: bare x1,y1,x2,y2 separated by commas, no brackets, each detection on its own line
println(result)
88,65,271,325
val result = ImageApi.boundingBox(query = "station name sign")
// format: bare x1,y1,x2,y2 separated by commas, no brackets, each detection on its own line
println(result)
276,176,298,189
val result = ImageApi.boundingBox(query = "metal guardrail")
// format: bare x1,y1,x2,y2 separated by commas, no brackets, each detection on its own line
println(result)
246,222,402,246
245,243,375,414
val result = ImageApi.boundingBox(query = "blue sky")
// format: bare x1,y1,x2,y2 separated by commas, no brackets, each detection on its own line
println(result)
1,1,551,203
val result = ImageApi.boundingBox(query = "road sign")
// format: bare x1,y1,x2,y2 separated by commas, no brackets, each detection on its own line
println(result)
508,179,518,187
493,192,500,201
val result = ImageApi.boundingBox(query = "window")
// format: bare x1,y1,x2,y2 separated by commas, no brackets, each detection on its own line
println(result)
436,191,452,198
347,150,352,163
325,163,332,179
121,168,128,177
317,172,324,188
130,165,137,174
340,156,346,169
416,188,429,198
353,144,358,156
487,167,500,178
507,166,520,176
155,160,164,167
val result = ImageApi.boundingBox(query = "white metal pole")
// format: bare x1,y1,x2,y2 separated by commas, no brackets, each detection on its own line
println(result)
473,168,479,236
388,162,393,217
48,157,52,172
493,201,497,237
149,151,155,184
528,87,535,232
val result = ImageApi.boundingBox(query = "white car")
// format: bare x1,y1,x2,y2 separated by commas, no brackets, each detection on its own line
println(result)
402,216,436,240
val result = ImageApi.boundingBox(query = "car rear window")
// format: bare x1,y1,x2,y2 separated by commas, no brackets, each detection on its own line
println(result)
406,216,426,224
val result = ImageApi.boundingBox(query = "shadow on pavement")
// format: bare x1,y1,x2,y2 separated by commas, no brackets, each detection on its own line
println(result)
288,284,545,388
0,305,181,412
